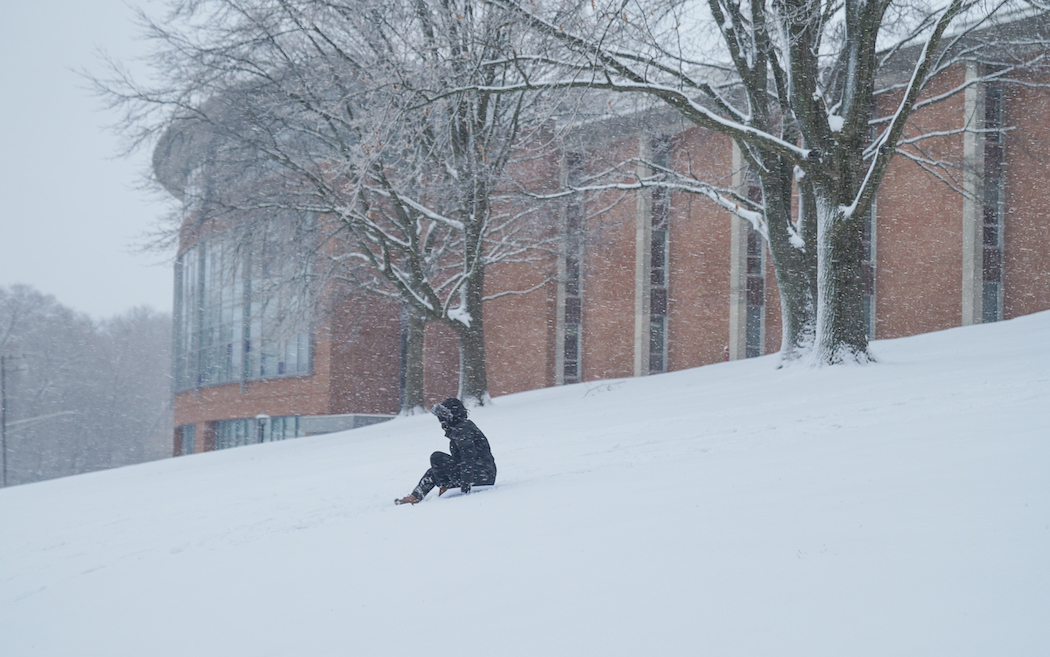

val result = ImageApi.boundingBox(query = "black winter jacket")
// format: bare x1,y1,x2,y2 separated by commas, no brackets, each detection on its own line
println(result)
434,397,497,487
445,418,497,487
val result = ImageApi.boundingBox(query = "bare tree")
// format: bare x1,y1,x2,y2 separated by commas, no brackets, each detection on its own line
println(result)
0,286,172,486
98,0,561,408
485,0,1049,364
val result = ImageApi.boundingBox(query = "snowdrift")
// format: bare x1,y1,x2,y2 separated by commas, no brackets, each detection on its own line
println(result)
2,312,1049,656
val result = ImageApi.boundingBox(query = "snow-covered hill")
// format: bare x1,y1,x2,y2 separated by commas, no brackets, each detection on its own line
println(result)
2,312,1049,656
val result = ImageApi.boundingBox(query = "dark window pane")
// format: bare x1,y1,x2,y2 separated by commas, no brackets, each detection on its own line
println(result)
180,425,195,456
862,263,875,295
649,353,664,374
567,152,584,180
564,334,578,361
983,224,999,247
652,136,672,168
982,281,1001,323
649,321,663,352
747,230,761,256
651,189,669,228
983,247,1002,282
564,296,581,325
565,257,580,295
746,306,763,358
649,316,666,373
985,85,1003,130
566,206,583,234
983,201,1000,226
650,287,668,316
747,180,763,204
863,294,875,340
747,277,765,307
984,149,1002,180
651,232,666,269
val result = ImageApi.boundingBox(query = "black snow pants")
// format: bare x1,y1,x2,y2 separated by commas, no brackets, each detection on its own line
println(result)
411,452,467,500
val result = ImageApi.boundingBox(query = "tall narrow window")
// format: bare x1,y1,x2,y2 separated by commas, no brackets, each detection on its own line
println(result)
862,102,878,339
178,424,196,456
744,172,765,358
982,82,1005,323
861,202,877,339
562,152,585,384
648,136,671,374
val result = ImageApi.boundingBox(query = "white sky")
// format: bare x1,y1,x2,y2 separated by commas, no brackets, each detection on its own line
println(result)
0,1,174,320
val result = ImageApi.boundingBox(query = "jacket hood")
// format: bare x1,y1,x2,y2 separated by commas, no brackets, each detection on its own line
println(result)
432,397,468,425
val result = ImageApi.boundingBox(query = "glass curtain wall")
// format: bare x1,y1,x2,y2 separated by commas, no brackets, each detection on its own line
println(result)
174,230,312,392
214,415,304,450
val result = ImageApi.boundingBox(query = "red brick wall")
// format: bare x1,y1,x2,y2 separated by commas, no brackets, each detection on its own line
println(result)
875,67,967,339
666,127,737,368
328,295,402,415
423,322,460,406
484,260,559,396
1004,75,1050,318
483,139,561,396
581,133,642,381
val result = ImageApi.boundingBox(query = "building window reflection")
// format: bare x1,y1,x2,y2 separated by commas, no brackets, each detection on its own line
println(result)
173,231,312,392
214,415,304,450
982,82,1005,323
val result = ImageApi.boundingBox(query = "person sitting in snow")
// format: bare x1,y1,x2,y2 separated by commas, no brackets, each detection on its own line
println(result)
396,397,497,505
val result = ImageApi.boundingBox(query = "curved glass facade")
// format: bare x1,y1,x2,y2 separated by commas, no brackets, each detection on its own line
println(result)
173,234,312,392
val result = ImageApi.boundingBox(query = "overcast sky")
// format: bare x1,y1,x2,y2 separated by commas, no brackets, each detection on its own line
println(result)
0,1,174,320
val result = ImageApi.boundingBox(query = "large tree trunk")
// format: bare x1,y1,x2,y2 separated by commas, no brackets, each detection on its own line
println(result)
456,273,489,406
761,163,817,363
455,192,489,406
814,192,871,364
399,305,426,415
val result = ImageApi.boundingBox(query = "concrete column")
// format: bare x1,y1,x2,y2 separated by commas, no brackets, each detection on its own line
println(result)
961,61,985,326
727,142,749,360
633,136,653,376
554,153,570,385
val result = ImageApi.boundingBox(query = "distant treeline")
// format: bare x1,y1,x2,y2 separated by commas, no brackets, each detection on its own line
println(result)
0,284,172,486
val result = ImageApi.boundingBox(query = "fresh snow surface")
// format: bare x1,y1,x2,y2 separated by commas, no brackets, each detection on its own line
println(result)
3,312,1049,657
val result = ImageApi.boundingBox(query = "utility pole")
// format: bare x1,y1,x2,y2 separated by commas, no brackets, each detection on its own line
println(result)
1,353,26,488
2,354,9,488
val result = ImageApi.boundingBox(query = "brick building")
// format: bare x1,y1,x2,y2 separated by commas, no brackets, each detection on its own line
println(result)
160,58,1050,456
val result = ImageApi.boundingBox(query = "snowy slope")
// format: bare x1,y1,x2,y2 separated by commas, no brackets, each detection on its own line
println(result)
2,312,1049,657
